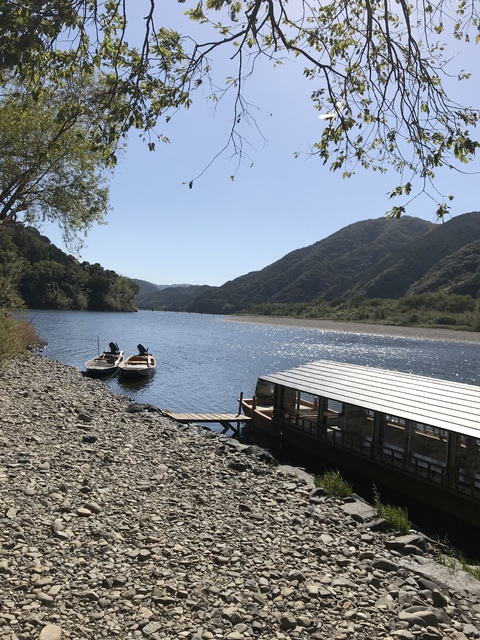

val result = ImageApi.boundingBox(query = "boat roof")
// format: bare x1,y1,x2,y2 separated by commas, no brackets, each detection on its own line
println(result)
259,359,480,439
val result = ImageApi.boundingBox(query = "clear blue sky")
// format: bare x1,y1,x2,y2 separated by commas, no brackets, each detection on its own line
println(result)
44,3,480,287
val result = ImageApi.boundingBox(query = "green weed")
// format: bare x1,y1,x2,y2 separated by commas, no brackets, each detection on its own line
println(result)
435,538,480,581
314,470,353,497
372,485,411,534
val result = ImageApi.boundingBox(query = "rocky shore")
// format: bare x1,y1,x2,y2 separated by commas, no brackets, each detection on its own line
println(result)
1,355,480,640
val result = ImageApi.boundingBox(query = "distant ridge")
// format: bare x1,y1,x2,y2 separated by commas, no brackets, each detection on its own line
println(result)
131,280,192,296
135,283,213,309
133,212,480,314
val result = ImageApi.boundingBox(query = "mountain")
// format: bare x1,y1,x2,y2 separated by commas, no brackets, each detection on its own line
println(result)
131,279,162,298
133,212,480,315
187,216,436,313
408,240,480,297
324,211,480,299
137,284,214,310
132,279,193,295
132,279,202,306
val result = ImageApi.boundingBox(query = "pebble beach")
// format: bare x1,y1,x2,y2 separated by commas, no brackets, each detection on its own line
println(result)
2,354,480,640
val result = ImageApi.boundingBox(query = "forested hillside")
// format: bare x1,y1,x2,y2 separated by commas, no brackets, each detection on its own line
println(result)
136,284,213,310
134,213,480,315
188,216,436,313
0,224,138,311
325,212,480,299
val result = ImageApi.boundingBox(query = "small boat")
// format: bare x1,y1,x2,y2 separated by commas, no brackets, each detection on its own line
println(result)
85,342,124,377
118,344,156,378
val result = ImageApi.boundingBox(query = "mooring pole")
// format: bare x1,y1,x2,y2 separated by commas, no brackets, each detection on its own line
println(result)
237,392,244,416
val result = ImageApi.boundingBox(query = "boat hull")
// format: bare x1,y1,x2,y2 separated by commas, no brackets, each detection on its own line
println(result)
118,354,156,379
84,351,124,377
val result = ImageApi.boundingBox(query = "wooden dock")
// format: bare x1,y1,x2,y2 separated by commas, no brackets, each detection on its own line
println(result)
161,411,250,435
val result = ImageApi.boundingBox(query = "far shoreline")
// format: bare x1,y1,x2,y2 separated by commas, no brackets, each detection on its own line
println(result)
226,314,480,344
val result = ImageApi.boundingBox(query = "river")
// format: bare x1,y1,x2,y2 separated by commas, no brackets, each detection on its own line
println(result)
29,309,479,416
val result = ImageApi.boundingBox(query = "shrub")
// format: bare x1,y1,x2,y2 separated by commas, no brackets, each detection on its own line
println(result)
435,315,457,325
0,311,44,362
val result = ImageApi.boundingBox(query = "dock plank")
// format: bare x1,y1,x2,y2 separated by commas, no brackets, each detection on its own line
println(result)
163,411,249,423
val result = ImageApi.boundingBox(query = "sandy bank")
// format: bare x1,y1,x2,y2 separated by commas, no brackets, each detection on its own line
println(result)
227,315,480,344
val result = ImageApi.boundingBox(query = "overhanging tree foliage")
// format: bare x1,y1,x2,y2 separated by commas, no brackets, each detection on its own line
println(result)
1,1,479,219
0,77,115,242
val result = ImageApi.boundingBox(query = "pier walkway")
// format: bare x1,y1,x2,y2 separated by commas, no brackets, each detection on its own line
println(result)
161,411,250,435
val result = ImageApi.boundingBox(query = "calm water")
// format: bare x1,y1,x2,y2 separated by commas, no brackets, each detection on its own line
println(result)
29,310,480,417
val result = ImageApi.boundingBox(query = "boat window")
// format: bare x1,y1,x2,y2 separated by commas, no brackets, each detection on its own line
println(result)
282,387,298,412
324,399,345,429
328,399,343,414
455,436,480,475
380,413,409,452
386,414,406,427
298,391,317,410
344,404,373,439
410,420,448,464
415,422,448,440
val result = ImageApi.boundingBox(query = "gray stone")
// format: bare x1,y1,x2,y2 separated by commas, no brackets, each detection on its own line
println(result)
431,590,449,607
463,623,480,637
142,621,162,635
374,558,399,572
37,592,54,606
279,613,297,630
39,625,62,640
386,534,427,551
341,500,375,523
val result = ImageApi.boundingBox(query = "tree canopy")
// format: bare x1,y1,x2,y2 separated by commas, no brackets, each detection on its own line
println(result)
0,224,139,311
0,77,114,241
1,1,479,220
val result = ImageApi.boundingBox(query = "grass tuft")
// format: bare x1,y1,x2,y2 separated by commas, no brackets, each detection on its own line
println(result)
0,311,44,363
435,538,480,581
314,470,353,497
372,485,411,534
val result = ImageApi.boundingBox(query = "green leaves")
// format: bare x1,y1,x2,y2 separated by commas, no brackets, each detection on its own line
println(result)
0,77,114,242
1,0,479,222
386,206,406,220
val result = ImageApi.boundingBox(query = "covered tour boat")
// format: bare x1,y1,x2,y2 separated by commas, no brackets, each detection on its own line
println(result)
241,359,480,527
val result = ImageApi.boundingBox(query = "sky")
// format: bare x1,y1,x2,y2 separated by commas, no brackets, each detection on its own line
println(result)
43,3,480,287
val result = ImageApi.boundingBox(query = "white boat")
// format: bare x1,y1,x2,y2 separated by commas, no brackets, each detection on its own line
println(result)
85,342,124,376
118,344,156,378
